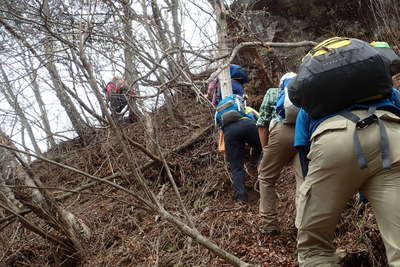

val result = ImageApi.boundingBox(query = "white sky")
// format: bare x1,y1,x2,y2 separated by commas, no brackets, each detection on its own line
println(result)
0,0,218,154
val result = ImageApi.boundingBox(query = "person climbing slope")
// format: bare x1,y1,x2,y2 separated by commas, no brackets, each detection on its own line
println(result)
256,72,303,236
215,94,261,203
289,37,400,266
105,77,136,120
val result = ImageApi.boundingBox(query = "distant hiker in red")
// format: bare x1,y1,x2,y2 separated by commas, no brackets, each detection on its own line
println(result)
105,77,136,120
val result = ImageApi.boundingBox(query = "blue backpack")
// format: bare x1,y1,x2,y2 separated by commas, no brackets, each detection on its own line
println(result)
276,73,299,124
275,89,286,118
215,94,249,127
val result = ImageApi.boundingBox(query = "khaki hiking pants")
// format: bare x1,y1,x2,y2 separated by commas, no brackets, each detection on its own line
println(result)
296,110,400,267
258,122,303,230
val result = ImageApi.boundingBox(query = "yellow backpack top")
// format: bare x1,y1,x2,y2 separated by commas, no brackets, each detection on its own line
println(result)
304,37,352,59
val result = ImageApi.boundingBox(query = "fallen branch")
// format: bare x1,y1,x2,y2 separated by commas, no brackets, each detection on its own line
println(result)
159,207,256,267
0,132,91,256
0,124,213,224
125,135,164,164
0,202,74,250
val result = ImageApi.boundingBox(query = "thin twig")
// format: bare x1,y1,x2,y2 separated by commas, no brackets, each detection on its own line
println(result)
0,124,213,225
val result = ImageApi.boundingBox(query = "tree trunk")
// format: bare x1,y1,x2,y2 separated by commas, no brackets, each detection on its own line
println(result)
150,0,182,123
66,48,110,124
213,0,233,98
121,1,141,120
143,113,158,155
75,22,121,131
42,0,90,139
0,142,23,209
169,0,187,67
28,63,57,147
0,63,42,155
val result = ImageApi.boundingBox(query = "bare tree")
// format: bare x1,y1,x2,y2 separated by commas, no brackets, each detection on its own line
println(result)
149,0,183,122
24,56,57,148
0,18,91,141
121,1,140,109
0,1,320,266
208,0,233,97
0,64,42,155
41,0,92,138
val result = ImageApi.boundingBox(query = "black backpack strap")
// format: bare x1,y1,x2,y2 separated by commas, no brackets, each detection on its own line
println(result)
339,106,392,170
377,113,392,169
367,106,392,169
339,110,368,169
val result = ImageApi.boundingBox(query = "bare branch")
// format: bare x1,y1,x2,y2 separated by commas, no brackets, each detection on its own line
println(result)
206,41,317,83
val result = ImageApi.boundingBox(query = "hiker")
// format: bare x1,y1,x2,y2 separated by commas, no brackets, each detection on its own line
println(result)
256,72,303,236
289,37,400,266
206,64,249,106
294,90,400,266
215,94,262,203
105,77,136,119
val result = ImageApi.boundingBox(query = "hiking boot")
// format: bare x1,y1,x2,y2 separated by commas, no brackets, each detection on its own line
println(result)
244,161,258,177
235,200,248,207
259,225,281,236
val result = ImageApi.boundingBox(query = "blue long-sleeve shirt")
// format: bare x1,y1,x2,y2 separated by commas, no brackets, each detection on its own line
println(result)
294,88,400,177
294,88,400,148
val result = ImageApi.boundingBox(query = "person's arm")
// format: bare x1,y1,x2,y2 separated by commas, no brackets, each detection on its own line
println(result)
257,89,278,147
258,126,269,148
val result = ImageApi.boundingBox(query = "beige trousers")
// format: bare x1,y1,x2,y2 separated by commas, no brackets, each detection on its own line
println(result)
296,110,400,267
258,122,303,230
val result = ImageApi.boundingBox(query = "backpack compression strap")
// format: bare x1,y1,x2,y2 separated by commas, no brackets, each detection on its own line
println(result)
339,106,392,169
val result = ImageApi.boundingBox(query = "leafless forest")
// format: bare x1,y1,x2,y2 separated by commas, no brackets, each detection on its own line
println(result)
0,0,399,266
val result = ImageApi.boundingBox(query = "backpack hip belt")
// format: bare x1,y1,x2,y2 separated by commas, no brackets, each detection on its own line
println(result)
339,106,392,169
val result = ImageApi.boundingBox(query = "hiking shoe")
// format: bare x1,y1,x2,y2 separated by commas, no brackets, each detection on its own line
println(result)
244,162,258,177
259,225,281,236
234,197,248,207
235,200,247,206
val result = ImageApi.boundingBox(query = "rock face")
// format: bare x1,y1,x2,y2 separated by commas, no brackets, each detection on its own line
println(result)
227,0,391,107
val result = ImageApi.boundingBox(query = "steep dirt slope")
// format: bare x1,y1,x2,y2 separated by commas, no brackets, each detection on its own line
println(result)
1,0,396,265
1,91,387,267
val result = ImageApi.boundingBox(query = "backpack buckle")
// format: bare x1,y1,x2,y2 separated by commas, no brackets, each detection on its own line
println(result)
356,114,378,129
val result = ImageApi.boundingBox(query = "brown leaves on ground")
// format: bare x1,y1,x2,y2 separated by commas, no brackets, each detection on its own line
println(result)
1,93,387,266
